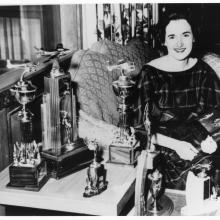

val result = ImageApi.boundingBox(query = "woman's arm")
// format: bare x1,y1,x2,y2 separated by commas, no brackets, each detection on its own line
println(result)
151,133,199,161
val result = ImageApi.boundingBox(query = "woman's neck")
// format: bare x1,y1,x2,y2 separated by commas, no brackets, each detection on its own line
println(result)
147,55,198,72
166,55,192,71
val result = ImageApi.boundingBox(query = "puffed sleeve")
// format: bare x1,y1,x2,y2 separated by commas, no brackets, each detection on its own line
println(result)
132,65,153,135
199,62,220,113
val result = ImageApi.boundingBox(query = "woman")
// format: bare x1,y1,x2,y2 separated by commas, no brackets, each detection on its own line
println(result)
133,12,220,189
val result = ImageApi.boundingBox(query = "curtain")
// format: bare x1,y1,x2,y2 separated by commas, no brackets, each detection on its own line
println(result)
60,4,83,50
82,3,158,49
96,3,159,46
20,5,42,61
0,6,42,61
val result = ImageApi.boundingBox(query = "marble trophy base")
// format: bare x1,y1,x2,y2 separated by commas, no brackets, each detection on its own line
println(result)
7,159,49,191
146,194,174,216
109,140,141,165
41,138,93,179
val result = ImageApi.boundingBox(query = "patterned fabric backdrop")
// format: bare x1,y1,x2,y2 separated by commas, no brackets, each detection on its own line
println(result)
96,3,158,46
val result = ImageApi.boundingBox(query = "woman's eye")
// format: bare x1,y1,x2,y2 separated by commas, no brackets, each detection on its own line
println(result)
168,36,175,39
183,34,190,37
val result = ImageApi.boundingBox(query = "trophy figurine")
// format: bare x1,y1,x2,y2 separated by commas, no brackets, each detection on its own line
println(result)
8,69,48,191
147,169,163,214
83,139,108,197
107,60,140,165
41,57,93,179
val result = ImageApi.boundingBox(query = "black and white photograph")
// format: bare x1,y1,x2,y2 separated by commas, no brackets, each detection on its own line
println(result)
1,0,220,216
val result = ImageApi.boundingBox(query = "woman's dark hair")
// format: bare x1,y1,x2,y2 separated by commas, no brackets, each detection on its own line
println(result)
154,10,202,57
160,12,196,44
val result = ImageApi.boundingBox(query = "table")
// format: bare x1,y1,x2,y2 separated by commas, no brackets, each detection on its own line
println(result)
0,163,136,216
165,189,220,216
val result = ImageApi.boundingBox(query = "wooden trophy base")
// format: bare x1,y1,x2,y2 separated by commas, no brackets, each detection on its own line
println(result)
108,141,141,165
41,138,93,179
7,159,49,191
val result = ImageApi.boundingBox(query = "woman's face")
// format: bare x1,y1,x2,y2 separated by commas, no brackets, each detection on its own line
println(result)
164,19,194,61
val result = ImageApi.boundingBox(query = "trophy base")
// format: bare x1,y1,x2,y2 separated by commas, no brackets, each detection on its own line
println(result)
7,159,49,191
108,141,141,165
41,138,93,179
146,195,174,216
83,182,108,198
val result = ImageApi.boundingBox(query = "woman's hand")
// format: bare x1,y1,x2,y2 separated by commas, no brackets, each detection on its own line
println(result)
175,141,199,161
152,133,199,160
201,135,217,154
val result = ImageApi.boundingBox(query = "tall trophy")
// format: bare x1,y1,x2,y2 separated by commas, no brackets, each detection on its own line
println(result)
107,60,140,165
135,98,173,216
8,70,48,191
40,58,93,179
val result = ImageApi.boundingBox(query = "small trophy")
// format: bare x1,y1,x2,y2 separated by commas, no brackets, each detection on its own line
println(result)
41,58,93,179
107,60,140,165
8,70,48,191
83,139,108,197
147,169,163,214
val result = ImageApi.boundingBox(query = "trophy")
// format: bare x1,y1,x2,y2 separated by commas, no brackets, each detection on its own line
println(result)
40,58,93,179
8,69,48,191
147,169,163,214
83,139,108,197
135,98,174,216
107,60,140,165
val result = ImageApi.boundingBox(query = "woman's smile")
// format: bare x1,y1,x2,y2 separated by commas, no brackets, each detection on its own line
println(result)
174,48,186,53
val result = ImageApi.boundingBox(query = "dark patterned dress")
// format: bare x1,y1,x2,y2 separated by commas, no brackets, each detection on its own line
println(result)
133,59,220,190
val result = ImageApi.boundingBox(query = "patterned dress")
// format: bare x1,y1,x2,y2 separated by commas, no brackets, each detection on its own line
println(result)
133,59,220,190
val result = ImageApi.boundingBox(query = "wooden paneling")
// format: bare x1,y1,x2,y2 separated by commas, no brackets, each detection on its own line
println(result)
6,106,22,165
0,108,9,172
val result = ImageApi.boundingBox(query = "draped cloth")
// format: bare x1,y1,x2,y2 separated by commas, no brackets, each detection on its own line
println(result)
133,59,220,190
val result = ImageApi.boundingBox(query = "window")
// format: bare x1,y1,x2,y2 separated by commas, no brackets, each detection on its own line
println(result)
0,5,82,67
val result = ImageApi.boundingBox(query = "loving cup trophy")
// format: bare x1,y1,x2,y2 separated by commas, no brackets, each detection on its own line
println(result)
107,60,140,165
8,69,48,191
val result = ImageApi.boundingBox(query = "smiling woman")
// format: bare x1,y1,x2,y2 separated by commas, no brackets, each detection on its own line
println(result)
165,19,194,62
133,11,220,190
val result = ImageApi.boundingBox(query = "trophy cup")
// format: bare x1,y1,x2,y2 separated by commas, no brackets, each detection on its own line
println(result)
41,58,93,179
8,70,48,191
83,139,108,197
107,60,140,165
